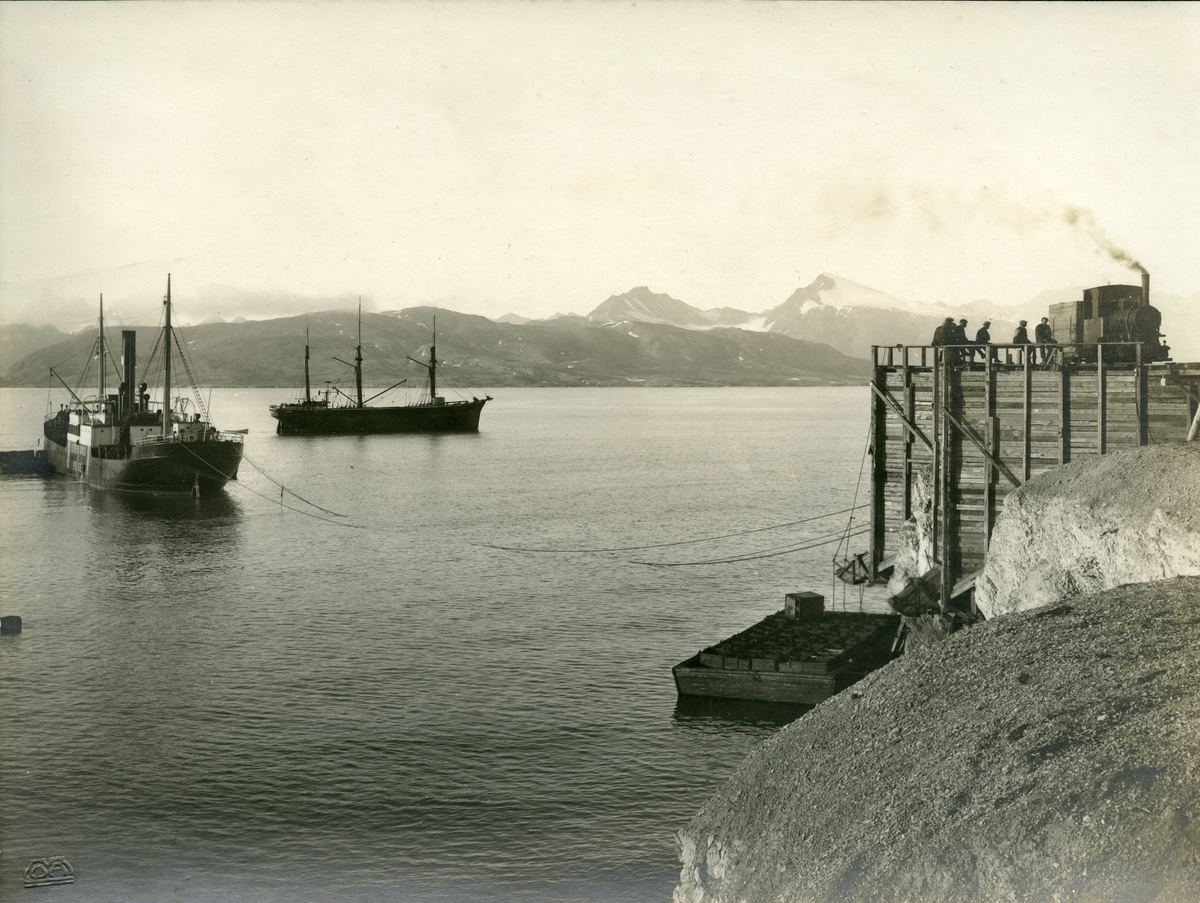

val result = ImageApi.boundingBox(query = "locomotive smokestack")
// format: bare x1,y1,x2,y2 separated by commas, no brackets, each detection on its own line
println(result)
1142,271,1150,307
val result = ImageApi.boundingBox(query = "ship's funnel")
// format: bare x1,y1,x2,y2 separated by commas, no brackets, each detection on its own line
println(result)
1142,271,1150,307
122,330,136,416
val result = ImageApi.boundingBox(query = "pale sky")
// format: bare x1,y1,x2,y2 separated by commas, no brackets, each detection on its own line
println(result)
1,1,1197,328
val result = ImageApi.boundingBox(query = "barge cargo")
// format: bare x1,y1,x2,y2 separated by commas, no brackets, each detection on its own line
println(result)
673,592,900,705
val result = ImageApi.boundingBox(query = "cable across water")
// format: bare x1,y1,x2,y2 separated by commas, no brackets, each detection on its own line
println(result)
482,503,868,554
174,442,356,527
230,476,366,529
632,526,870,567
237,449,349,518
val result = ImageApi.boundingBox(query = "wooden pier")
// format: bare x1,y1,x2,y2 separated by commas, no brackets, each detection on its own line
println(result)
868,342,1200,610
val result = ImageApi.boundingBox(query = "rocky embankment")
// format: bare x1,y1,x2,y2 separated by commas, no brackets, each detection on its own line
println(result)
675,444,1200,903
976,443,1200,619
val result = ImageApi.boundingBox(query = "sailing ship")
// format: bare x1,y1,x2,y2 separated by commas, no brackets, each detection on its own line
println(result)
42,276,244,494
269,308,491,435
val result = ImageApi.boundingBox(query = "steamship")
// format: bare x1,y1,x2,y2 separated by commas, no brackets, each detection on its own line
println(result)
42,277,244,494
269,309,490,435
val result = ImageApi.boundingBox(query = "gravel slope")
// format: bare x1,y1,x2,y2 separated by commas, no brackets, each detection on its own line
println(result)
675,443,1200,902
675,577,1200,903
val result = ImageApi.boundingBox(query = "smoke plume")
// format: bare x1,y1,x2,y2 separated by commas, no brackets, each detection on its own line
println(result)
818,176,1148,274
1062,205,1146,274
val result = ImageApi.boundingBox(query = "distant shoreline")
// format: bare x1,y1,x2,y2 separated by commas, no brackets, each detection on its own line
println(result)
0,379,872,390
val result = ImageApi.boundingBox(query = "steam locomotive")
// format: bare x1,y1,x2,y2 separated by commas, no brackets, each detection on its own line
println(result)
1047,273,1170,363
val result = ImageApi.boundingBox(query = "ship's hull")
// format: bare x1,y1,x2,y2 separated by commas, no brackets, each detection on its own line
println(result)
44,437,243,493
271,398,488,435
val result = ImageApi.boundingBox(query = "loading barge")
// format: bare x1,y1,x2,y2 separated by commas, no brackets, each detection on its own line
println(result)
0,450,53,475
673,592,900,705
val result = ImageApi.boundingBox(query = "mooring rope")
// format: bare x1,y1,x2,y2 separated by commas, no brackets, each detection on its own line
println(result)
237,449,348,517
831,419,875,608
177,442,356,526
228,474,365,529
482,503,868,554
634,526,871,567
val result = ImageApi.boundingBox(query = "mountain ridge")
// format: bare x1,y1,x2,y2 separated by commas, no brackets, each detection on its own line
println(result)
0,307,870,390
591,274,1199,361
4,273,1195,383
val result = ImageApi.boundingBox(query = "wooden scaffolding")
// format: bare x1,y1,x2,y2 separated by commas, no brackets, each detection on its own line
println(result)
868,343,1200,611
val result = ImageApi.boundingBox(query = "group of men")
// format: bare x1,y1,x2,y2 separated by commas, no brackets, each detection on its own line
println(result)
931,316,1057,364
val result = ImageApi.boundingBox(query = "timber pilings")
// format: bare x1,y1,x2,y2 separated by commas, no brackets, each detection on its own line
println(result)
868,344,1199,612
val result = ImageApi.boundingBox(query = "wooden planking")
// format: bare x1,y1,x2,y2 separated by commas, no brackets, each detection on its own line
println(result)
1145,380,1194,440
870,355,1182,599
869,354,1196,607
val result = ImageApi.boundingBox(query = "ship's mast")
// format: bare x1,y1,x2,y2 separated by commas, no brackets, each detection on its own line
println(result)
98,294,105,405
163,275,172,436
304,321,312,404
355,299,364,408
429,315,437,400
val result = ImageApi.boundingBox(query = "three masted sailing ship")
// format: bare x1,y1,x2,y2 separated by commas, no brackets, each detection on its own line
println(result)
269,308,490,435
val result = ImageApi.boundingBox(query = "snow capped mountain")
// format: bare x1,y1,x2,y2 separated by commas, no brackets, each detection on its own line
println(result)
775,273,945,317
587,286,757,330
764,274,991,358
771,272,1036,322
573,273,1197,361
579,275,1024,359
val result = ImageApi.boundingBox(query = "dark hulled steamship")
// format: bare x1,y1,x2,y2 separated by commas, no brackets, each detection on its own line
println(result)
42,277,244,494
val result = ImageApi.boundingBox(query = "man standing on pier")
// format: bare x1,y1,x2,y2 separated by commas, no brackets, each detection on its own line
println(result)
974,320,993,363
1035,317,1057,364
1013,320,1031,364
952,318,971,364
932,317,953,346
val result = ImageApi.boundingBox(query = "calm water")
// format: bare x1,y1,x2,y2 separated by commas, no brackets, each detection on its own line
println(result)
0,387,887,902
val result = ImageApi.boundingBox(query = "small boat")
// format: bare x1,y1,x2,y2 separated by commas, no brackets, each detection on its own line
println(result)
42,276,244,494
270,307,491,435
